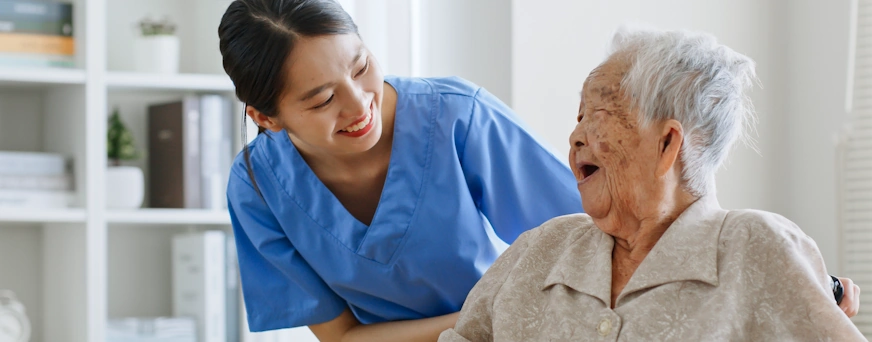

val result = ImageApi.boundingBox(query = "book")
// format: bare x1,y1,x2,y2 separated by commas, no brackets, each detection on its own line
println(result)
199,95,233,210
0,52,74,67
0,18,73,36
172,231,227,342
0,173,72,191
226,236,239,342
148,96,202,209
0,1,73,22
0,150,67,176
0,189,69,208
0,32,74,55
106,317,196,342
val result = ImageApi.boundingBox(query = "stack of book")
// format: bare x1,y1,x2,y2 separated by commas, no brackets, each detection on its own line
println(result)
148,95,234,210
172,231,239,342
0,0,74,68
106,317,196,342
172,230,317,342
0,150,72,209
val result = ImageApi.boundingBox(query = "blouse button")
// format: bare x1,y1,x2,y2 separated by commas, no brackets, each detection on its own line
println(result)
597,318,612,336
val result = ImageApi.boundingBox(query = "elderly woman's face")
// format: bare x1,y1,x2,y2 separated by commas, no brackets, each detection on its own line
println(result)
569,59,664,219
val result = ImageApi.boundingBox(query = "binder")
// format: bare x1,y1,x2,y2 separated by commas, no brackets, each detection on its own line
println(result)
148,96,202,208
172,231,227,342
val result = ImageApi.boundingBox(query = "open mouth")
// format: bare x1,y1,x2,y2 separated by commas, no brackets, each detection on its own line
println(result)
578,163,600,181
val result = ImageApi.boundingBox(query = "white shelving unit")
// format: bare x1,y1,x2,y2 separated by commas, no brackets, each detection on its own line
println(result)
105,209,230,225
0,67,87,86
0,209,87,223
106,72,234,92
0,0,236,341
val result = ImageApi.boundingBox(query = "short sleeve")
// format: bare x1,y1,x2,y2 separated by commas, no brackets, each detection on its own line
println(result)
440,229,536,341
227,169,346,331
460,88,582,244
734,213,865,340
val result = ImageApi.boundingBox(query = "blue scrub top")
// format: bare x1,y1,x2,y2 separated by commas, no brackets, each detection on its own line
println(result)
228,76,582,332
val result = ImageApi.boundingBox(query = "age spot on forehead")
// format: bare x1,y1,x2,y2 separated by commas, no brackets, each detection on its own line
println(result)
598,85,617,98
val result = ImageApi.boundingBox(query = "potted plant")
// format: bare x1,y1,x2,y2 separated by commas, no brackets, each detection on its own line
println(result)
106,108,144,209
133,16,179,74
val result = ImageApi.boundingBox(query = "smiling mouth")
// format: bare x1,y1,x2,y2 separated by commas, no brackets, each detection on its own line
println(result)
339,112,372,133
338,101,375,133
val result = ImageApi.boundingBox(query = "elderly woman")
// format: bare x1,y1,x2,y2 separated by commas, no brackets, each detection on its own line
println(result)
438,28,866,341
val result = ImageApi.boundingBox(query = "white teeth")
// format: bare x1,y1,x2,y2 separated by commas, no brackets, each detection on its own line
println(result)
342,113,371,132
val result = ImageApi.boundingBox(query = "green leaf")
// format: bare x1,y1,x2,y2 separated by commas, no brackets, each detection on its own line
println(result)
107,109,139,161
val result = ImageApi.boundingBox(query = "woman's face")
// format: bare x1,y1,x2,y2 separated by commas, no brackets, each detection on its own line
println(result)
272,34,385,156
568,59,663,220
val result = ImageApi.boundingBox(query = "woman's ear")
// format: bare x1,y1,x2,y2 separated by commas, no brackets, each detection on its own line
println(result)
656,119,683,178
246,105,283,132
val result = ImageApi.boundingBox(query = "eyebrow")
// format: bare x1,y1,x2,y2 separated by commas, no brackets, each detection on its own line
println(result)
297,47,366,102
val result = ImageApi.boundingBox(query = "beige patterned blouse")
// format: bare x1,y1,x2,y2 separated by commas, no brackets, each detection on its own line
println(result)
439,196,867,341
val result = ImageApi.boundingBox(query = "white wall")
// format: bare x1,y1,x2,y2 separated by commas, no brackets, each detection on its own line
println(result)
785,0,853,273
344,0,512,104
419,0,513,104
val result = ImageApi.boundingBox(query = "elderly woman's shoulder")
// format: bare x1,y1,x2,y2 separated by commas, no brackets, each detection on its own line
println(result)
520,213,600,246
719,209,817,251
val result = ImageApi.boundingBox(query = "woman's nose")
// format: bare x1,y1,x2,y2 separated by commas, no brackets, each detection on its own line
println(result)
569,125,587,149
340,85,369,117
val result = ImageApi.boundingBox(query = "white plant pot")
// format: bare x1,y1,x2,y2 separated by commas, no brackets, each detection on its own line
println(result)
133,35,180,74
106,166,144,209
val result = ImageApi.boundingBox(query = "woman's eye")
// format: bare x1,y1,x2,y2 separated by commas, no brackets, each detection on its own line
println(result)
355,59,370,78
313,95,334,109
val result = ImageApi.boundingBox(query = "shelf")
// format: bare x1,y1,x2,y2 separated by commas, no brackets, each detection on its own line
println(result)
0,67,86,87
106,208,231,225
0,208,87,223
106,72,235,92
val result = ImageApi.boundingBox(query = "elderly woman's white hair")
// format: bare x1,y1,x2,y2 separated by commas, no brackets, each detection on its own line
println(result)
608,26,759,196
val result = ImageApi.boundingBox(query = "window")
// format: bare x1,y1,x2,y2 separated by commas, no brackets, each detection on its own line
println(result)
840,0,872,335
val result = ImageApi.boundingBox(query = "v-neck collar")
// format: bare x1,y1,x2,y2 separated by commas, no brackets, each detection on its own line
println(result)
258,77,433,265
540,196,727,307
615,195,725,305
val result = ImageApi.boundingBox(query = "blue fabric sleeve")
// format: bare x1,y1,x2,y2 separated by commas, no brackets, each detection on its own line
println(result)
460,88,583,245
227,169,346,331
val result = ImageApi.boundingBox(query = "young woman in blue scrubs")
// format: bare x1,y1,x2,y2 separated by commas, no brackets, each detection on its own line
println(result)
219,0,581,340
219,1,860,340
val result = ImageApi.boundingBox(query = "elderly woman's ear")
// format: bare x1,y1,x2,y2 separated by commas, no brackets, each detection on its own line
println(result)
655,119,684,178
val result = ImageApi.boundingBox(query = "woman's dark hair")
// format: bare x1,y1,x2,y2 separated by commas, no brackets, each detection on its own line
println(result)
218,0,358,198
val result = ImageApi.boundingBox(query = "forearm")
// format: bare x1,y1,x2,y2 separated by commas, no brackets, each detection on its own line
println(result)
341,312,459,342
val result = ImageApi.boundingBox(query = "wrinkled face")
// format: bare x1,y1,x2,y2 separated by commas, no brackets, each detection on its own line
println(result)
569,59,663,219
275,34,385,155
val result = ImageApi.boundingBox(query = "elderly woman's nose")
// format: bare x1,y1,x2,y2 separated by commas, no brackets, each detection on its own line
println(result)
569,126,587,149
